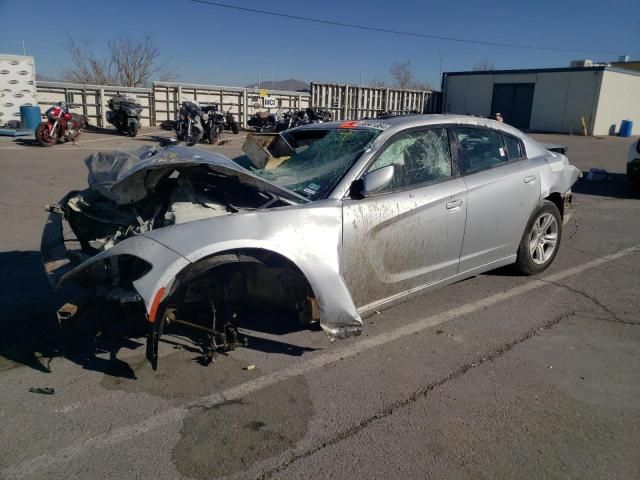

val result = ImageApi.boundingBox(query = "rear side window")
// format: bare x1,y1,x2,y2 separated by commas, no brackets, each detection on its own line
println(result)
504,135,526,160
453,127,507,175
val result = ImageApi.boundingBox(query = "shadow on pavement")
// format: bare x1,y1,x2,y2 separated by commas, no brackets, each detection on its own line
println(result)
0,250,318,377
573,172,639,200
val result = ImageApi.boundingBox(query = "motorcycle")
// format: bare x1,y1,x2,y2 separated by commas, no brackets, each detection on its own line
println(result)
201,104,239,144
175,101,204,146
305,107,332,123
201,105,224,145
247,107,332,133
247,109,296,132
35,102,86,147
106,94,143,137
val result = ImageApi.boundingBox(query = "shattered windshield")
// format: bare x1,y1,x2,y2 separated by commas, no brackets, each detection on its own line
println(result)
251,128,380,200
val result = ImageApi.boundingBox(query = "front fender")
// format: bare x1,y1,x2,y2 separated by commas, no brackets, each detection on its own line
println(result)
143,203,362,338
61,235,191,316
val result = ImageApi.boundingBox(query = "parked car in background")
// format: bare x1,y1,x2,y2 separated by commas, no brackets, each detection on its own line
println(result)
41,115,581,368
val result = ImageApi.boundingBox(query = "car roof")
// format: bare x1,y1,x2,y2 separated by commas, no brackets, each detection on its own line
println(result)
293,114,527,138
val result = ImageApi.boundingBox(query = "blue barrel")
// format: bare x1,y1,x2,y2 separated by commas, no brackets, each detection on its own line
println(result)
619,120,633,137
20,105,42,130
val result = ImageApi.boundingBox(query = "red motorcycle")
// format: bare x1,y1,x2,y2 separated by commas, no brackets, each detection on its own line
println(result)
35,102,87,147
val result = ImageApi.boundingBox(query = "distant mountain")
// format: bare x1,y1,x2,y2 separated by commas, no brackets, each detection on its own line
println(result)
245,79,309,92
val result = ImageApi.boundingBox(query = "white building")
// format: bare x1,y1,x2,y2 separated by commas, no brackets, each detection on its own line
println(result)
0,54,37,126
442,66,640,136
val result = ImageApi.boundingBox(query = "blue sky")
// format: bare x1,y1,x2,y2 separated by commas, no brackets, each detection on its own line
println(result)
1,0,638,88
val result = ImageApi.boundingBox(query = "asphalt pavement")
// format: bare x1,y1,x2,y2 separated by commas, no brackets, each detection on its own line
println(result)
0,127,638,480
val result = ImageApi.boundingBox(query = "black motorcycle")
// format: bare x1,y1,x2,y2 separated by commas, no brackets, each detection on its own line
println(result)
106,94,143,137
201,105,224,145
220,107,239,134
305,107,332,123
175,101,203,146
202,104,239,144
248,109,296,132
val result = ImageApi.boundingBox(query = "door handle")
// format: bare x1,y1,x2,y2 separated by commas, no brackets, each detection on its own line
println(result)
446,200,463,211
524,175,536,184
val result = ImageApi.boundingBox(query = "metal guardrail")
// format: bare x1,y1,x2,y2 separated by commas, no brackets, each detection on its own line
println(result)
36,81,153,127
310,83,442,120
152,82,310,129
34,81,442,128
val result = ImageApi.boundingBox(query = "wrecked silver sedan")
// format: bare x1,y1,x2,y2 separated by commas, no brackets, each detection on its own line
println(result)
42,115,581,368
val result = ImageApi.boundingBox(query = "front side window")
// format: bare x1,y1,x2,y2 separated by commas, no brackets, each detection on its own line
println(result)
365,128,452,193
454,127,507,174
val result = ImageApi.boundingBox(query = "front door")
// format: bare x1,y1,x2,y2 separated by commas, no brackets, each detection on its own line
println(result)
491,83,535,130
341,127,468,311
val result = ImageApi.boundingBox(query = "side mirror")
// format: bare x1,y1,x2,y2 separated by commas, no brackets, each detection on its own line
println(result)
352,165,395,198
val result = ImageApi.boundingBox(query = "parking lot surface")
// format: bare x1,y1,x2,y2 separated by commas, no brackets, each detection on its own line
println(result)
0,127,639,479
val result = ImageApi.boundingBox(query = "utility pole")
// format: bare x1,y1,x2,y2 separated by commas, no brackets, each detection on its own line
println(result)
359,70,363,85
258,67,261,89
22,40,26,56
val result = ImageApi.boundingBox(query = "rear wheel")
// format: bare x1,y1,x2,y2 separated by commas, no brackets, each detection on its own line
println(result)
128,122,139,137
230,121,239,134
35,123,57,147
515,200,562,275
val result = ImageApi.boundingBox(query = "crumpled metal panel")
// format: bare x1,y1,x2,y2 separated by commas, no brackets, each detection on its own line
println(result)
84,144,306,205
62,199,363,338
141,199,363,338
61,235,191,315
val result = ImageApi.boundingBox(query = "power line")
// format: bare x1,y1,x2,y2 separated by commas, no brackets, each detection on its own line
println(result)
187,0,630,55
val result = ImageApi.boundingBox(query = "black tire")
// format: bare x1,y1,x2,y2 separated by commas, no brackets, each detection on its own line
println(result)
128,122,139,137
208,125,221,145
186,129,202,147
514,200,562,275
35,123,57,147
230,121,239,134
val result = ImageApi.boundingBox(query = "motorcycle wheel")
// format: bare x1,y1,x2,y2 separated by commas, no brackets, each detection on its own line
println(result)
230,121,239,134
208,125,222,145
35,123,57,147
128,122,139,137
186,129,202,147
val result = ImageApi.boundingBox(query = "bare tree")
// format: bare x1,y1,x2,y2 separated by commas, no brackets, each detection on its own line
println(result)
63,36,176,87
390,60,413,89
472,59,496,71
389,60,433,90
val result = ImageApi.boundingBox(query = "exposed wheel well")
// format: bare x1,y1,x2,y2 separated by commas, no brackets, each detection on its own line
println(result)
545,192,564,218
168,248,318,323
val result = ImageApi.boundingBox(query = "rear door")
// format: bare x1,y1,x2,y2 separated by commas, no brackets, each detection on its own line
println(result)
453,126,540,273
341,127,467,310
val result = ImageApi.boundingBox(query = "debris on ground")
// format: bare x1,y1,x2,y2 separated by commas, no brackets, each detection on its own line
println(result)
243,365,256,371
29,387,55,395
